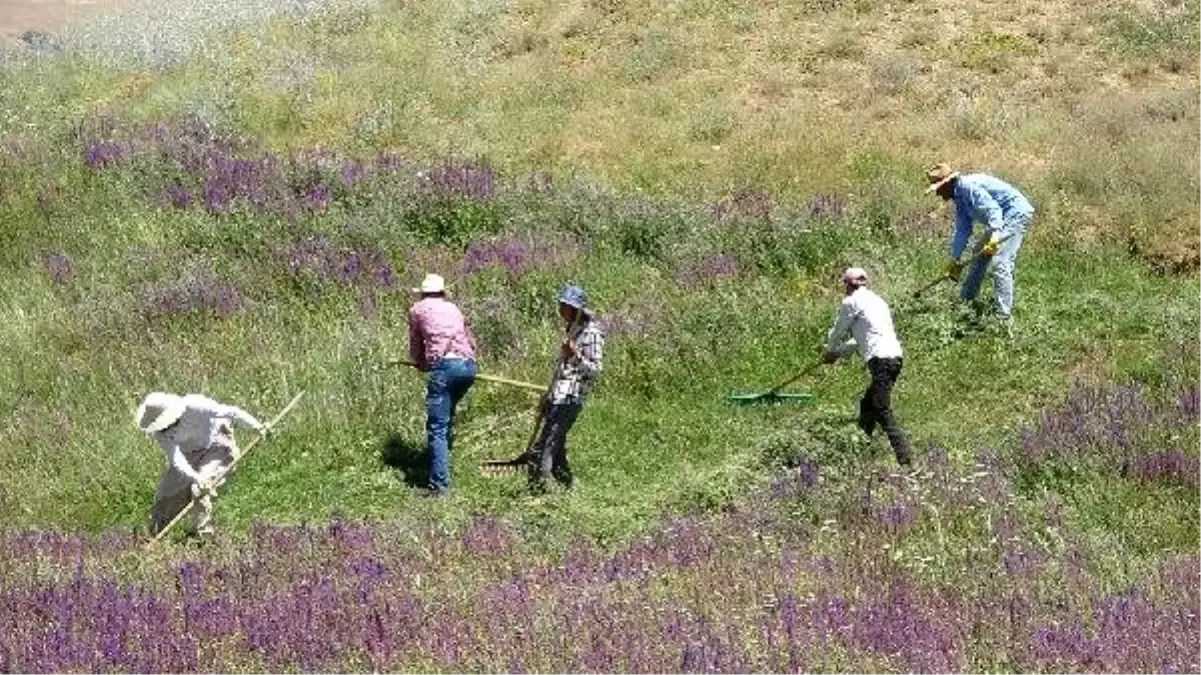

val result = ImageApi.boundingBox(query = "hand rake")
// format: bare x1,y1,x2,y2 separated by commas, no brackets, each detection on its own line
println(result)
728,362,820,405
146,391,306,546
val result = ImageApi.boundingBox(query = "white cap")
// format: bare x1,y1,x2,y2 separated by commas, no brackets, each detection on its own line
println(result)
135,392,186,433
412,273,446,294
841,267,869,285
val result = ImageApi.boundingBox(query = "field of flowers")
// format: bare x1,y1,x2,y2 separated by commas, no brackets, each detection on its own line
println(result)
0,0,1198,672
2,366,1197,672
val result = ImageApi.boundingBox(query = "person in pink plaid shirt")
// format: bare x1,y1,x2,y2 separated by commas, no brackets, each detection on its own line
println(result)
407,273,478,496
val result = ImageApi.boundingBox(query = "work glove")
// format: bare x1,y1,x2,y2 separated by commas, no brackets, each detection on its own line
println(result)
191,477,218,499
980,233,1002,257
945,259,964,281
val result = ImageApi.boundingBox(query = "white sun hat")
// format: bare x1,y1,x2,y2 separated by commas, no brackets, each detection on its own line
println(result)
841,266,869,285
412,273,447,294
135,392,186,433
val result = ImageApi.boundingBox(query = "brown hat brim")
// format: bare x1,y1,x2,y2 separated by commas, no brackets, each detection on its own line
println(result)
925,172,959,194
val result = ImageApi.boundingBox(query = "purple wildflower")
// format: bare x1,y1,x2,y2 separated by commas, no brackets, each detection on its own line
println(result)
306,184,332,212
42,252,75,286
163,185,192,209
424,161,497,200
142,266,248,319
83,141,124,170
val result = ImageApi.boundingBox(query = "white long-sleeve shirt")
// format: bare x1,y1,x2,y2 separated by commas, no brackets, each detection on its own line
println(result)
155,395,262,482
825,287,903,362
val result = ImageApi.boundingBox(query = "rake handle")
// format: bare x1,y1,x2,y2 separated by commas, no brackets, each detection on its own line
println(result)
387,360,544,393
147,391,306,545
765,361,823,396
912,232,1017,299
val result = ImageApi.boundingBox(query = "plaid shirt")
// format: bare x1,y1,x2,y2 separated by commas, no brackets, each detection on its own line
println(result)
549,317,604,404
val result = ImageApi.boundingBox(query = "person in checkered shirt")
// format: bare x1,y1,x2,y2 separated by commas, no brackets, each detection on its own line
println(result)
529,284,604,493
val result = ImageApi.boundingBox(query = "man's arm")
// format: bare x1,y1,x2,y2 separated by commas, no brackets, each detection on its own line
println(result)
217,404,264,431
823,300,857,359
950,201,976,260
166,443,202,483
957,183,1005,256
186,395,264,431
407,309,426,370
464,316,479,354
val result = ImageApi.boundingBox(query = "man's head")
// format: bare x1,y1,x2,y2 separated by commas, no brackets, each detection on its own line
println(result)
136,392,186,435
557,284,589,323
841,267,869,294
413,273,447,298
925,163,959,201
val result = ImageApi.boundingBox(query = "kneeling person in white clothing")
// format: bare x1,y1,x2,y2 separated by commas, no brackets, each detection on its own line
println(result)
821,267,912,467
136,392,268,537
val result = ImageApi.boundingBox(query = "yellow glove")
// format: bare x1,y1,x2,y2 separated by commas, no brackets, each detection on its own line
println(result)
980,233,1002,257
945,259,964,281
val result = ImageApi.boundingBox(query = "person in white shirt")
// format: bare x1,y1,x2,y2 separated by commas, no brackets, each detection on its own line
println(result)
136,392,268,537
821,267,912,466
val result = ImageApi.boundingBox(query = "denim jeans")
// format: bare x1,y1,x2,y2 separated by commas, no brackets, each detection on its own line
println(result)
960,213,1032,319
527,402,583,491
426,357,477,492
858,357,911,466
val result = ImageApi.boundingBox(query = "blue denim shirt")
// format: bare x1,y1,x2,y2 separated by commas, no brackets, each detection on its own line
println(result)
950,174,1034,258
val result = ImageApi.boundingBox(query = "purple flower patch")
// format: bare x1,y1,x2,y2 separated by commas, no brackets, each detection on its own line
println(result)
82,141,125,170
42,251,75,286
423,161,498,200
141,266,249,320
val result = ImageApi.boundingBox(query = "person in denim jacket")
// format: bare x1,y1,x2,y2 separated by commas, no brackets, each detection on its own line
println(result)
927,163,1035,331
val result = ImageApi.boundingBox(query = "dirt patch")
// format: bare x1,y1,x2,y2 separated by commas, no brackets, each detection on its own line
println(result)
0,0,126,44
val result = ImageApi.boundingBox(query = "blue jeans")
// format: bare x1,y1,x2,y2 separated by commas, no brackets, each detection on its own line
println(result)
426,357,476,492
960,213,1031,319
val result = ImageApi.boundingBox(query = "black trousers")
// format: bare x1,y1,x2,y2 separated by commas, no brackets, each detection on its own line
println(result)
858,357,912,466
528,403,583,490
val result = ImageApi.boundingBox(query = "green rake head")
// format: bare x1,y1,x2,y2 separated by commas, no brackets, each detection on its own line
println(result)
727,390,816,405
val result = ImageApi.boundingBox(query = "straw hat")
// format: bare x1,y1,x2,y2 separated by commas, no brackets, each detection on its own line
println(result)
135,392,186,433
925,163,960,193
412,273,446,294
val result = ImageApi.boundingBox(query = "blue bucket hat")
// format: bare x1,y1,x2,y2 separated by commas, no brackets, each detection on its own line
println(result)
557,284,588,311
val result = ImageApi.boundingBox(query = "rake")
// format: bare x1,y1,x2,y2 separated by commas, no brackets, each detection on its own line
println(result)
146,391,306,546
728,362,820,405
384,359,545,393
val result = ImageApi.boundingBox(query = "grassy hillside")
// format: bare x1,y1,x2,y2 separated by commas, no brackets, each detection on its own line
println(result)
0,0,1196,537
0,0,1197,669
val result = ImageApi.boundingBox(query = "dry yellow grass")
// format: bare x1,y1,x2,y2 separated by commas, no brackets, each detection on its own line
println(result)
7,0,1198,262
